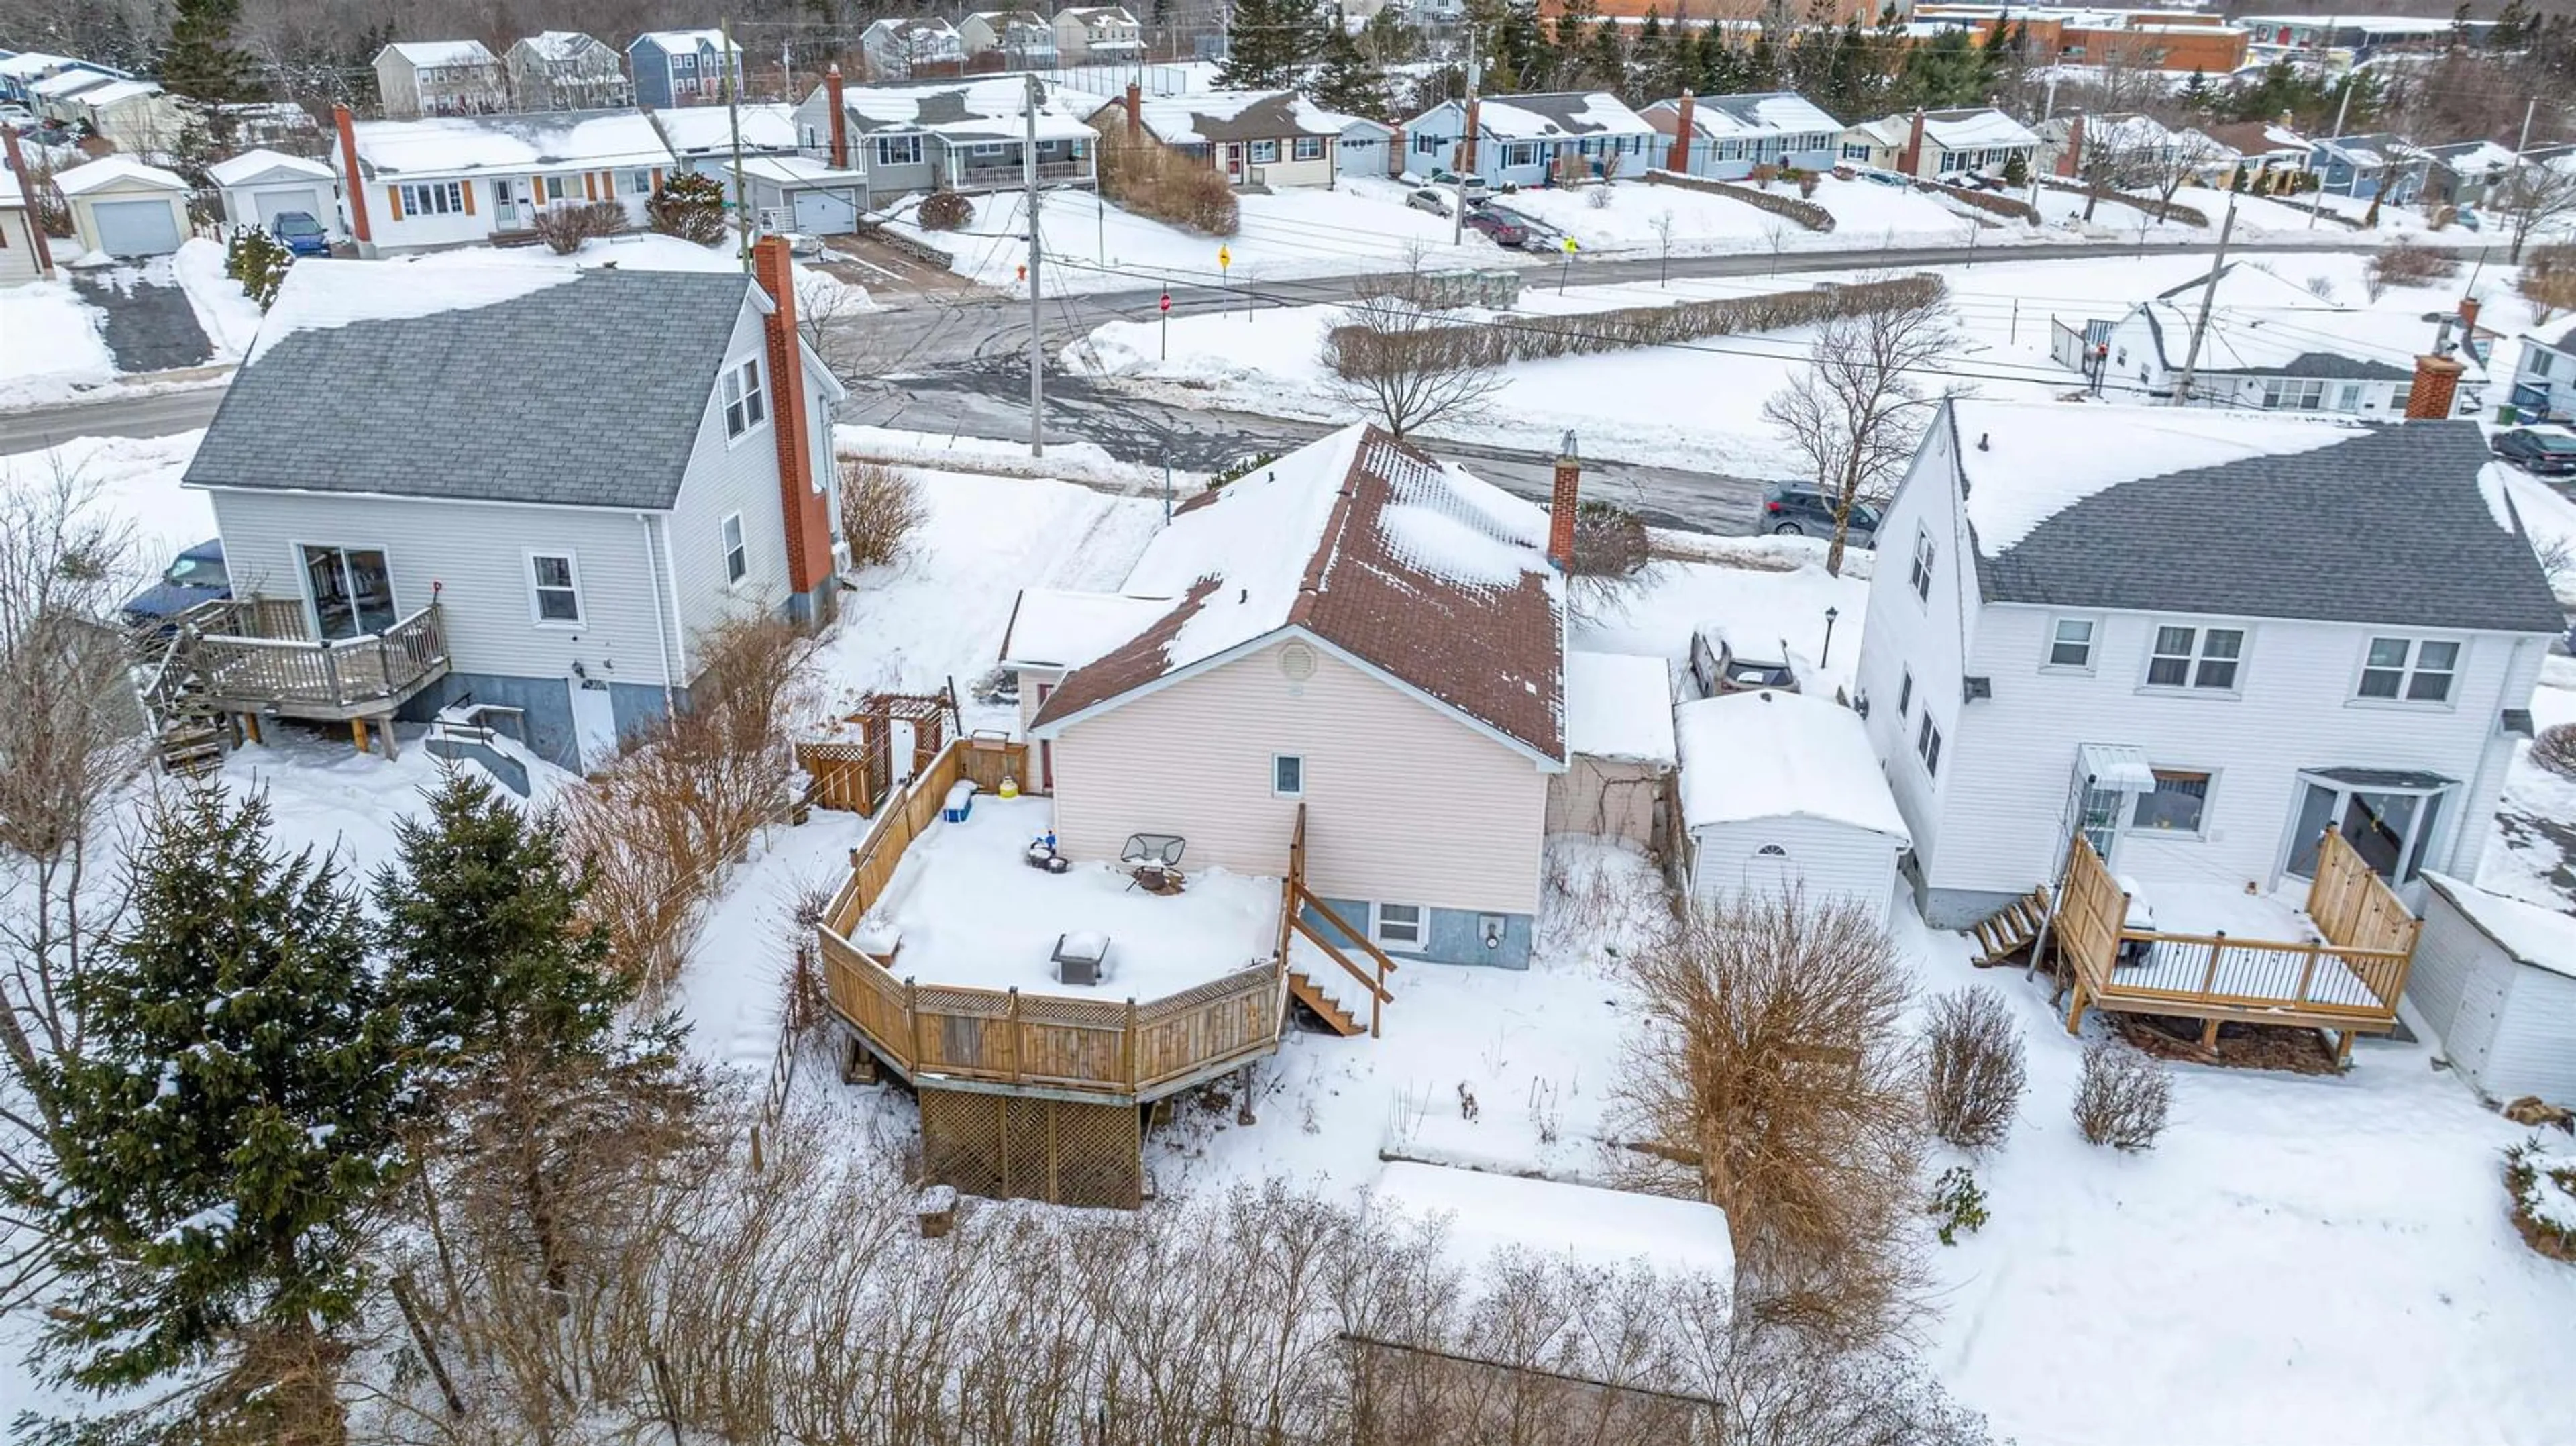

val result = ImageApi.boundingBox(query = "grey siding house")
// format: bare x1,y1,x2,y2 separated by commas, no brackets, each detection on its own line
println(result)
182,245,847,772
793,75,1096,203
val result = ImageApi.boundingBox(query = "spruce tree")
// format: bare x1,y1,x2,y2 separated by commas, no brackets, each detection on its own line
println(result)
1218,0,1322,89
1312,16,1395,124
13,789,403,1420
160,0,256,115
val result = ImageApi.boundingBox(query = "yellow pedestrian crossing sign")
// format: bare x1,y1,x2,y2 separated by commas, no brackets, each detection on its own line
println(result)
1218,245,1232,271
1560,236,1579,255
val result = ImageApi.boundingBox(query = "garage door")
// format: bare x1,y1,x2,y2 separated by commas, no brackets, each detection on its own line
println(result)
252,186,319,225
91,198,182,256
791,186,858,236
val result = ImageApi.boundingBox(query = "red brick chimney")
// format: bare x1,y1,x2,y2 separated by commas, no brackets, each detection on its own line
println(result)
335,103,371,245
1462,97,1481,174
1898,109,1927,179
826,63,848,169
1,126,53,277
1125,81,1142,142
2405,354,2465,420
2459,294,2482,335
1665,89,1695,174
751,236,837,608
1547,432,1580,571
2057,112,2084,179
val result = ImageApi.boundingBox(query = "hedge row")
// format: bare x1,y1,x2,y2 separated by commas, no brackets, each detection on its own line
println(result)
2039,177,2209,227
1326,273,1947,376
1916,180,2039,223
1646,168,1835,232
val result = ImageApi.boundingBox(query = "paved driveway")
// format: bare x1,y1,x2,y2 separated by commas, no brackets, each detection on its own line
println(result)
70,259,215,374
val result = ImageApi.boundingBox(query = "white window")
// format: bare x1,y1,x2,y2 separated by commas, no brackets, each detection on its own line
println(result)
1271,754,1304,797
2357,636,2459,703
1898,668,1914,717
527,552,581,624
1373,902,1425,949
876,134,923,167
1909,529,1935,602
1250,140,1279,164
2132,769,2212,834
2145,624,2244,690
398,181,464,215
545,172,588,204
720,512,748,585
722,357,766,439
625,168,653,194
2257,376,2328,411
2046,617,2096,670
2533,350,2558,378
1916,715,1943,776
1841,142,1871,160
1293,136,1324,161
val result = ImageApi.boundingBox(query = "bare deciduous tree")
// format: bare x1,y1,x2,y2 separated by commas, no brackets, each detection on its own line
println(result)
1320,262,1507,440
530,199,625,254
794,269,885,390
2496,159,2576,264
1762,278,1957,575
1923,986,2028,1151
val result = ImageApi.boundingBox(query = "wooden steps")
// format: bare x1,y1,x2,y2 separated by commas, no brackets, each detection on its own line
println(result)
1968,885,2052,966
1287,966,1368,1036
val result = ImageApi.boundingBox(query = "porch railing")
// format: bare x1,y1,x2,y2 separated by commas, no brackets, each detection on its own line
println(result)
950,160,1092,187
189,601,451,713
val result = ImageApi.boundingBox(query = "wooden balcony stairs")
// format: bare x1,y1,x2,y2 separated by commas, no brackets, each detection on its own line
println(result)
1968,884,2052,966
1278,804,1397,1038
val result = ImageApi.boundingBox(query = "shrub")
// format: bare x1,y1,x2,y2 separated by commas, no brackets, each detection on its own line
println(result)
2366,240,2459,299
916,189,974,232
2534,723,2576,780
647,170,728,245
837,460,926,570
533,199,626,254
1096,130,1238,236
1925,1166,1989,1245
2506,1138,2576,1262
2072,1038,2171,1151
1566,497,1649,615
2519,244,2576,321
1923,986,2027,1151
1647,168,1833,231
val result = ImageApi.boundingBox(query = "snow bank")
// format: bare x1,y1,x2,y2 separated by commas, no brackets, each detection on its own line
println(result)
0,278,114,407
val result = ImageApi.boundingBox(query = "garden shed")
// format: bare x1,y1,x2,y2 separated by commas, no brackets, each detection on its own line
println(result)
209,148,338,234
1673,689,1909,926
2408,873,2576,1104
54,155,191,258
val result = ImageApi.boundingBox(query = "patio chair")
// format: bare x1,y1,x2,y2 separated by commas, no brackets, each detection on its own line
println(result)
1120,833,1187,892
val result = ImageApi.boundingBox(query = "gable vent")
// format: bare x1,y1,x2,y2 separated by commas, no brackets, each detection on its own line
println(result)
1279,643,1318,682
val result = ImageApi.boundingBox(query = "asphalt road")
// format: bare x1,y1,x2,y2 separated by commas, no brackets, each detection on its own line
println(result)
0,385,225,454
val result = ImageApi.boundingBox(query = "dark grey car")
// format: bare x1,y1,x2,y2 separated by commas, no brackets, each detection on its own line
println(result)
1760,484,1880,546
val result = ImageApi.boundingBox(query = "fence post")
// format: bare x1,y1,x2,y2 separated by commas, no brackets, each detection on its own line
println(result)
2294,939,2322,1006
322,643,343,705
1123,997,1138,1090
1008,986,1022,1084
2197,932,2226,998
908,978,924,1070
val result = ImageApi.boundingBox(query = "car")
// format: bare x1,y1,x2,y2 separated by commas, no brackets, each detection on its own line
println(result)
1689,624,1800,699
1462,209,1526,247
267,209,330,256
1758,482,1882,546
121,539,229,629
2492,427,2576,477
1428,168,1491,201
1405,187,1451,217
0,103,31,126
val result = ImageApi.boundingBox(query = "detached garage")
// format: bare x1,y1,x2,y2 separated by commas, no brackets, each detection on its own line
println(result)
55,156,192,258
1674,689,1909,927
209,148,338,236
739,155,865,236
2408,873,2576,1104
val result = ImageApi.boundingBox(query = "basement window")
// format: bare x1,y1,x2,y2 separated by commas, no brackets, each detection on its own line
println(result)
1373,903,1424,949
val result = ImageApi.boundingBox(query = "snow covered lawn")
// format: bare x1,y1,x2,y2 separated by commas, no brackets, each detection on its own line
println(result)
0,430,214,568
0,276,115,408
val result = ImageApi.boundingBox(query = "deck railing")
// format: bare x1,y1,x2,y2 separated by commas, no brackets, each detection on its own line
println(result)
951,159,1092,188
816,735,1289,1101
189,602,450,714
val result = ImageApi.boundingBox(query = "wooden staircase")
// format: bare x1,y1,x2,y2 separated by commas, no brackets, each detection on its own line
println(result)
134,625,227,779
1967,885,2052,966
1278,805,1397,1038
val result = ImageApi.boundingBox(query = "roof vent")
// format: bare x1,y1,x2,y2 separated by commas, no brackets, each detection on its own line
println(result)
1279,643,1317,682
1977,432,1990,451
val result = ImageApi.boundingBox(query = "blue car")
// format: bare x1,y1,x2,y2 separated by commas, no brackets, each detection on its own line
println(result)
268,210,330,256
122,539,229,628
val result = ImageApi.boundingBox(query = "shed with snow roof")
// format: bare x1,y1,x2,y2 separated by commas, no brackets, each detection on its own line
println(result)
209,148,337,236
2409,874,2576,1104
55,154,191,258
1548,650,1675,849
1674,689,1909,927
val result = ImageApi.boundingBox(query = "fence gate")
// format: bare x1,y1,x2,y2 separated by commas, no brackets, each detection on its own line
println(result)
794,688,955,814
918,1086,1143,1210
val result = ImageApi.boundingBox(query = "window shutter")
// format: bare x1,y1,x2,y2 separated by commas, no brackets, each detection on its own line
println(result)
651,167,665,192
584,172,597,201
388,185,404,220
460,180,476,216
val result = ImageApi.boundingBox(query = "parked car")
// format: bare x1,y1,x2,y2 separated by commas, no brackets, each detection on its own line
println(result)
121,539,229,628
267,210,330,256
1405,187,1450,217
2492,427,2576,477
0,103,32,127
1462,209,1526,247
1428,168,1491,201
1758,482,1881,546
1689,624,1800,699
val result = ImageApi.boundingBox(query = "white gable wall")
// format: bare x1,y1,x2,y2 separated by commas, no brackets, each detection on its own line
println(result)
1855,415,1976,882
665,298,818,662
2411,887,2576,1102
1687,813,1900,927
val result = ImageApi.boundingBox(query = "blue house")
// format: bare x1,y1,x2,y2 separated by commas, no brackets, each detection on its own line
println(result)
627,28,744,109
2309,132,2430,202
1401,91,1658,188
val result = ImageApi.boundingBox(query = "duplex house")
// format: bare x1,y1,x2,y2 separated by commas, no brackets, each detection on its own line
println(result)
1643,91,1842,179
505,32,633,112
2087,264,2486,416
2310,132,2430,202
179,241,847,772
794,74,1096,205
1053,7,1146,62
1856,398,2561,930
630,29,745,109
959,10,1059,70
1098,86,1344,189
1403,91,1658,187
62,79,191,157
373,41,506,119
862,17,968,81
333,104,676,255
1839,107,2039,180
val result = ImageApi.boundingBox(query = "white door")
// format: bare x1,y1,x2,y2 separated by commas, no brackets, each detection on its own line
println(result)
568,679,619,771
792,187,852,235
252,186,315,225
90,197,182,256
888,717,919,785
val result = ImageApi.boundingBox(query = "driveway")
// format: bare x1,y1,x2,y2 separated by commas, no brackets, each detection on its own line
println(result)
68,259,215,375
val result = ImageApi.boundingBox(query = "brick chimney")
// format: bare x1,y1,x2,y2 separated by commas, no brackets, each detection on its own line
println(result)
2057,112,2084,179
1665,89,1695,174
335,102,371,246
1898,108,1927,179
826,63,848,170
2459,294,2482,335
751,236,837,613
2405,354,2465,420
1462,97,1481,175
1547,431,1580,571
1,126,53,278
1125,81,1142,142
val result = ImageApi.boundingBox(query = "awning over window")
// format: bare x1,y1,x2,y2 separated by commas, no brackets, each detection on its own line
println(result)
2308,766,2457,791
2076,743,2156,792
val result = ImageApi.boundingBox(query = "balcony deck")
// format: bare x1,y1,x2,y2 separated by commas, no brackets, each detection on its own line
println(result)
170,597,453,723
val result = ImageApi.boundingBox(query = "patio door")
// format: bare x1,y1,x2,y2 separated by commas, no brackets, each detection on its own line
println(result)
2283,776,2451,884
2067,745,2154,873
299,545,395,641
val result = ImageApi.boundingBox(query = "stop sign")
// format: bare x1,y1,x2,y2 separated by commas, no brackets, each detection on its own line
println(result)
1159,291,1171,313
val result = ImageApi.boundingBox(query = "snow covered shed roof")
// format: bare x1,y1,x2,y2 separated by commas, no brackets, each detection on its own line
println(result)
1030,424,1568,764
1124,89,1344,145
1944,400,2567,635
187,264,762,512
380,40,498,68
1370,1161,1734,1284
1673,690,1907,841
2422,874,2576,981
653,101,800,157
1000,590,1177,671
1565,651,1675,766
207,148,335,187
351,109,674,179
1474,92,1656,140
52,155,188,196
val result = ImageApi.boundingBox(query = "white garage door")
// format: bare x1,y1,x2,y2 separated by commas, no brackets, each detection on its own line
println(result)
252,186,319,225
91,198,182,256
791,186,857,236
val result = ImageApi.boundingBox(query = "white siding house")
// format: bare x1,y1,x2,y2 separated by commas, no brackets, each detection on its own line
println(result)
373,40,506,119
2085,263,2485,415
1674,689,1909,927
2408,873,2576,1103
339,109,676,255
208,148,337,234
505,32,632,112
0,164,52,285
1856,399,2564,929
1053,6,1144,62
861,17,968,81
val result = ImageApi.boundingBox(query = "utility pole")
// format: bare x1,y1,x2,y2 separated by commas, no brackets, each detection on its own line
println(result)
1452,23,1477,248
724,17,749,272
1026,72,1045,459
2171,187,2239,407
2310,74,2356,231
2517,95,2538,161
2031,74,2058,212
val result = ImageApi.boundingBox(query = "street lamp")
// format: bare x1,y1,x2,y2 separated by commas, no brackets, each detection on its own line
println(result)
1821,606,1840,667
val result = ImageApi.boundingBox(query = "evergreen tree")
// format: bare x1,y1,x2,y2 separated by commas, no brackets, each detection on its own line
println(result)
1358,5,1421,66
1898,28,1985,109
1218,0,1324,89
11,790,403,1427
1313,14,1396,123
160,0,256,113
2491,0,2534,52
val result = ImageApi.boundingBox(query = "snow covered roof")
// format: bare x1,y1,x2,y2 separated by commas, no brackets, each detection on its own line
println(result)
2424,874,2576,981
351,108,674,179
2424,139,2519,176
831,76,1101,143
0,52,73,81
1945,400,2567,635
967,8,1052,30
381,40,498,68
2198,119,2308,159
633,29,740,54
72,79,164,107
207,148,335,187
651,101,800,157
1031,424,1568,763
1673,691,1907,841
28,68,115,99
1370,1161,1734,1283
52,154,188,196
867,16,964,42
2137,263,2476,383
192,262,759,512
1127,89,1344,145
1059,7,1141,29
1000,589,1177,670
0,165,21,206
1473,91,1656,140
1849,108,2039,151
1564,651,1675,766
1657,90,1842,139
735,154,864,188
517,31,609,60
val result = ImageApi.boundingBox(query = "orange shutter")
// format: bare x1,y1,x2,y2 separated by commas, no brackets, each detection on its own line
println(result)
388,185,404,221
460,180,476,216
651,167,664,193
584,172,597,201
600,170,616,198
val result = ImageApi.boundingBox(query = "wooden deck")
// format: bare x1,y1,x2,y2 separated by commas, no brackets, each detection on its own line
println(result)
816,737,1292,1104
2054,829,2422,1060
177,598,452,721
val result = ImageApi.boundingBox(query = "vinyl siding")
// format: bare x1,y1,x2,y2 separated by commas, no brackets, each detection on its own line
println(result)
0,207,41,285
1688,814,1900,927
375,56,424,119
1044,636,1549,915
2413,888,2576,1102
667,300,808,655
1854,416,1975,875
